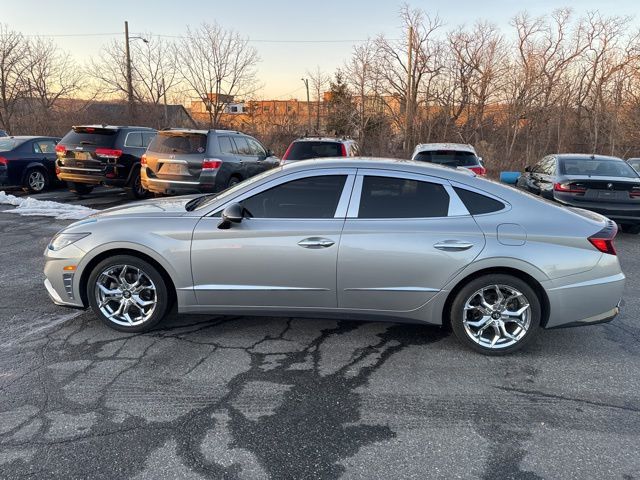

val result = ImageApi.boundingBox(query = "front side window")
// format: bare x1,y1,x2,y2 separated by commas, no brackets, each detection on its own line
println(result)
142,132,156,147
233,136,253,155
358,176,450,218
247,138,267,157
241,175,347,219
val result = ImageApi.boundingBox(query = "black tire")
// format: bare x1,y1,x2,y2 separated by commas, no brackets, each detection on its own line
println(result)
127,168,148,199
68,182,94,195
620,224,640,234
450,274,541,355
86,255,171,333
22,168,48,193
227,175,242,188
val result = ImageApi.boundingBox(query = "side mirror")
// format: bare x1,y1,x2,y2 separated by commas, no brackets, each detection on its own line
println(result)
217,203,244,229
524,165,531,172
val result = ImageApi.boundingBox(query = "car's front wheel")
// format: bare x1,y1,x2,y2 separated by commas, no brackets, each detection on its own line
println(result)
450,274,541,355
87,255,170,332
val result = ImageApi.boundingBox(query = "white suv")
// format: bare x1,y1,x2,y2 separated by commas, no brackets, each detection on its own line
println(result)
411,143,486,176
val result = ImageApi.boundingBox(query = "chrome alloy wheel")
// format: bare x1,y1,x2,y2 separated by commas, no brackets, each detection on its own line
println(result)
94,264,157,326
28,170,46,192
462,284,531,349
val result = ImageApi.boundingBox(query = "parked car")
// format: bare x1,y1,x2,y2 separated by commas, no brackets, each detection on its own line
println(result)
0,130,7,137
44,158,624,355
141,128,279,196
0,136,61,193
411,143,486,175
627,157,640,173
517,154,640,233
280,136,360,165
56,125,156,198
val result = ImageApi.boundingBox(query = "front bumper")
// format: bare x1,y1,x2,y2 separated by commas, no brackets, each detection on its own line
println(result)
43,244,87,308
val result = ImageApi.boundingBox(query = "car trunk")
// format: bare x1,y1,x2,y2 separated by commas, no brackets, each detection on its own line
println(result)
558,176,640,203
144,132,208,181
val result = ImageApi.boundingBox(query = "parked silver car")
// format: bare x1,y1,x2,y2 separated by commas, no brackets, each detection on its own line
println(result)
44,158,625,354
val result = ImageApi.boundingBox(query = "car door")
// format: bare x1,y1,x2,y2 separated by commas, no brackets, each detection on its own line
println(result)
33,139,59,181
247,136,279,171
190,168,356,308
337,169,486,312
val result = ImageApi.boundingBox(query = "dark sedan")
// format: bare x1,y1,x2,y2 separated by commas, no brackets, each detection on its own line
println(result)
0,136,61,193
517,154,640,233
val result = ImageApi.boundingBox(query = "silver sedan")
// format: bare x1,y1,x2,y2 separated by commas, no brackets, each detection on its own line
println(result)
44,158,625,355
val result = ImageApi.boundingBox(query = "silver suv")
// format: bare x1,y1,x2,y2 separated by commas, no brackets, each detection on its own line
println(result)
280,136,360,165
141,129,279,195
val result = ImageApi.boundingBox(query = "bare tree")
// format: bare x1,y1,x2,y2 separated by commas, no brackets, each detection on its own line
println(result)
306,66,329,132
0,24,29,134
175,22,260,128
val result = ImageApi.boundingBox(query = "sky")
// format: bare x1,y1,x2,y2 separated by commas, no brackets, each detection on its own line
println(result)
2,0,639,100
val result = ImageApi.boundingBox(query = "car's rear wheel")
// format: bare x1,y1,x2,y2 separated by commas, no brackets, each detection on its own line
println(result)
128,169,148,199
450,274,541,355
68,182,94,195
23,168,48,193
227,175,242,188
87,255,170,333
620,224,640,234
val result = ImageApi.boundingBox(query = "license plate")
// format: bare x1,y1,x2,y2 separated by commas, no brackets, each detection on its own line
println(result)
160,163,188,175
594,190,626,200
74,152,90,160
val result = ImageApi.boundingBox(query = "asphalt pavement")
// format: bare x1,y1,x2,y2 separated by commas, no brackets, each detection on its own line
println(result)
0,186,639,479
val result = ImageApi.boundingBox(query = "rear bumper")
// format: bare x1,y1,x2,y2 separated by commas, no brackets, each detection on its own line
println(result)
57,167,128,188
554,195,640,223
142,174,218,195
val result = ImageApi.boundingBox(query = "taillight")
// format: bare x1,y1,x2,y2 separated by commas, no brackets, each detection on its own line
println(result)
95,148,122,159
469,166,486,176
282,143,293,161
202,159,222,171
588,222,617,255
55,144,66,155
0,156,7,166
630,186,640,198
140,154,147,166
340,143,347,156
554,182,586,193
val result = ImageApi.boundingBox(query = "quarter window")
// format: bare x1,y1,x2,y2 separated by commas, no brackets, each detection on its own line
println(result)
241,175,347,219
453,187,505,215
125,132,143,147
358,176,450,218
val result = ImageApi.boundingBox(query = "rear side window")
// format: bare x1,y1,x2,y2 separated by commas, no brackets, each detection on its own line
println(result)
284,141,343,160
147,133,207,154
414,150,479,168
358,176,450,218
241,175,347,218
218,136,237,155
454,187,505,215
61,127,117,148
125,132,143,147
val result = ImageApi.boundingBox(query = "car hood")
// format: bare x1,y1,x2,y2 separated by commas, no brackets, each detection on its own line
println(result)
94,194,201,218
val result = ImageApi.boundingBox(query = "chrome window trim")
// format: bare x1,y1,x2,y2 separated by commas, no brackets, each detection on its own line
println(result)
207,167,358,219
346,168,470,219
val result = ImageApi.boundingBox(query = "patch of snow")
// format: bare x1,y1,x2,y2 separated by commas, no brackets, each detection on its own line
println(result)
0,191,98,220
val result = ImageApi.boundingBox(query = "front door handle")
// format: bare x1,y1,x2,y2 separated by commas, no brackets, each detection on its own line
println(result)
298,237,335,249
434,240,474,251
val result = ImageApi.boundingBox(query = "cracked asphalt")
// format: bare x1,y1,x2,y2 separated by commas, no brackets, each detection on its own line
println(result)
1,187,639,479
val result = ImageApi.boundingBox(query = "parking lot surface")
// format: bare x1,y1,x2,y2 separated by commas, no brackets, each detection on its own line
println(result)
1,187,639,479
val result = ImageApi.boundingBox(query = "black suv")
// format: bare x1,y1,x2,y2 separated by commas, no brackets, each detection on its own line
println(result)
141,129,279,195
56,125,156,197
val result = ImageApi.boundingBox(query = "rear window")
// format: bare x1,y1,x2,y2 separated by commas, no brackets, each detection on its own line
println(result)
454,187,505,215
284,141,344,160
61,127,118,148
559,158,638,178
414,150,479,168
148,132,208,155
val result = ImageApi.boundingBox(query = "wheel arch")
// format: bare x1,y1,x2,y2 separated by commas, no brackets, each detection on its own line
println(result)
22,162,49,182
441,266,551,330
79,247,177,309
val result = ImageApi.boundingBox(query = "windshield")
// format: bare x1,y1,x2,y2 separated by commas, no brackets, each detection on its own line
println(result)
413,150,479,167
148,132,208,154
192,166,283,211
0,138,21,151
559,158,639,178
284,141,343,160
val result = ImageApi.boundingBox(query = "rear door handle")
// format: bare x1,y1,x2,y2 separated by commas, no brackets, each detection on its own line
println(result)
298,237,335,249
433,240,474,251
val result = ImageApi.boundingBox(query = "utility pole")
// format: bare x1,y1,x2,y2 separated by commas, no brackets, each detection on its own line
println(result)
125,21,134,125
301,78,311,134
405,25,413,153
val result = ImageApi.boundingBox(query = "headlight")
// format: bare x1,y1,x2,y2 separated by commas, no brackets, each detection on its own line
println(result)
48,233,91,251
